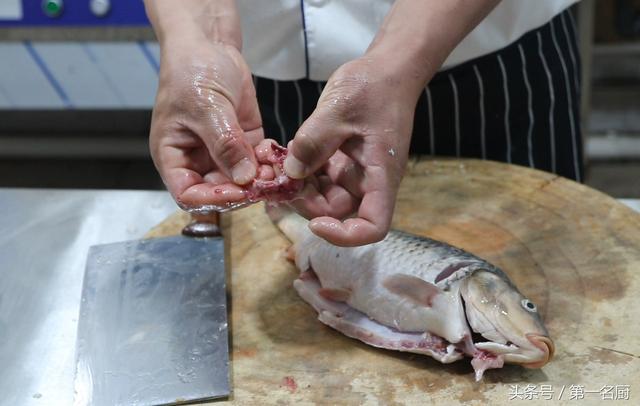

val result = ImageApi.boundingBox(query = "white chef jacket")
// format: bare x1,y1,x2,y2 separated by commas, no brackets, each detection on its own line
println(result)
237,0,579,81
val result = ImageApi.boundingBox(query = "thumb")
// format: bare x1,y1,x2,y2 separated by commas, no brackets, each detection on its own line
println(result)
284,105,351,179
197,96,258,185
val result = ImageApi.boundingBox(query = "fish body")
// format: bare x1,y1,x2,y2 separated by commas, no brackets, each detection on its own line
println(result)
270,207,554,380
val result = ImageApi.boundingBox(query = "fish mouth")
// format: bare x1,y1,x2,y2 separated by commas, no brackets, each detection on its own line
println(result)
460,295,517,356
473,340,517,354
472,334,554,367
521,334,555,368
460,297,553,368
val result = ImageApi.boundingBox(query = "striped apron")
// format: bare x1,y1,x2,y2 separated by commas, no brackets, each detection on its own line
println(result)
254,8,583,182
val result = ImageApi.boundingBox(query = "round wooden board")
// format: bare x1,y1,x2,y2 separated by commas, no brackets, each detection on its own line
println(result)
146,159,640,405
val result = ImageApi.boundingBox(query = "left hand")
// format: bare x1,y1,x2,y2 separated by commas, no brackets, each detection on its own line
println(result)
149,40,262,209
283,57,420,246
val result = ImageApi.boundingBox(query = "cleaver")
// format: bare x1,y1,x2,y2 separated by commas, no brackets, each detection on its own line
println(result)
74,212,229,406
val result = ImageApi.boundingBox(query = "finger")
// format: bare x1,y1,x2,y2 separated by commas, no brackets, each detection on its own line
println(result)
150,126,211,172
164,167,248,208
203,171,231,185
288,175,358,219
243,127,265,148
341,136,407,188
286,183,328,219
155,143,250,208
316,175,360,218
235,57,264,138
308,166,396,246
256,164,275,180
236,75,265,148
151,140,209,196
308,191,393,246
162,167,203,201
195,96,258,185
308,215,387,247
319,184,360,218
283,106,351,179
255,139,279,164
323,150,366,198
287,181,358,220
179,183,248,208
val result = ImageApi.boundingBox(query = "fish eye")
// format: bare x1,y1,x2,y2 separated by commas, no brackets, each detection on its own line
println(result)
521,299,537,312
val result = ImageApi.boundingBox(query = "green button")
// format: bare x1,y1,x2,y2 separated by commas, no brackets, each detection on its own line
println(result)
42,0,64,18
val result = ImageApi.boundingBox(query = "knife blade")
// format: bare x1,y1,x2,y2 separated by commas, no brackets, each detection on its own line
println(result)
74,212,229,406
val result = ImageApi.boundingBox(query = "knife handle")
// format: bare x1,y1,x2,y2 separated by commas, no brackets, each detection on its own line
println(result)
181,211,222,238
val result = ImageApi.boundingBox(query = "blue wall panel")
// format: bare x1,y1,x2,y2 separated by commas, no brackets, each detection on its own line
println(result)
0,43,65,108
0,0,149,26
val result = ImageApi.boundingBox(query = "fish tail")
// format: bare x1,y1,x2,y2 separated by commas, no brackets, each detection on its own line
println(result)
265,203,309,243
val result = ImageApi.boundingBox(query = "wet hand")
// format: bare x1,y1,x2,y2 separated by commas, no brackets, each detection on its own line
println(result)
283,58,418,246
149,38,263,209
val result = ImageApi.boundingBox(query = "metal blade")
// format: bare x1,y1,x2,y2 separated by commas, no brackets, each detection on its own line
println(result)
74,236,229,406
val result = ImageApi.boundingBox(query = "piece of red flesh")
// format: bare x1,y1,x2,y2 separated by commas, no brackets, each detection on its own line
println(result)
471,350,505,381
247,144,303,202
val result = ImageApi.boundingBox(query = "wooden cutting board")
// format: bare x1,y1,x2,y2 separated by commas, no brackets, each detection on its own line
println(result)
146,159,640,405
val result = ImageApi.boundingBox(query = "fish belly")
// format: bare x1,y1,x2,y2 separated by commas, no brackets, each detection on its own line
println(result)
293,270,464,364
294,230,475,347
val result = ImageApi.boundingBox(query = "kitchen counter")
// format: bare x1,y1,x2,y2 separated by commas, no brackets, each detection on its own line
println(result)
0,189,176,406
619,198,640,213
0,187,638,405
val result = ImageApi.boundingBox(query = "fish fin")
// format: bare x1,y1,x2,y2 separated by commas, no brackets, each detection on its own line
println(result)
318,287,351,302
383,274,442,307
293,278,349,316
434,261,475,283
294,274,463,364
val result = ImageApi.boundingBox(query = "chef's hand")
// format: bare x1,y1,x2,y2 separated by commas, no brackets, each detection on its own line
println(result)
145,0,262,208
283,0,500,246
284,57,416,247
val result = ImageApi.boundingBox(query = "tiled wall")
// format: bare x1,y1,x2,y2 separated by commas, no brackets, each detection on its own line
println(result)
0,41,159,109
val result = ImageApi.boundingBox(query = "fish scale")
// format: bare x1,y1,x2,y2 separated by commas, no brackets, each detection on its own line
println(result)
269,206,554,381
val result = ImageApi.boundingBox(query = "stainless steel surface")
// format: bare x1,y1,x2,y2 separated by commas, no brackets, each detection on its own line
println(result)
620,198,640,213
0,187,637,405
0,135,149,158
0,189,176,406
0,28,155,41
586,134,640,159
75,236,229,406
594,42,640,56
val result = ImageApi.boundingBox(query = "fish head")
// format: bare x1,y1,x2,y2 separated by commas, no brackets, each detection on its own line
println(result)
460,269,554,368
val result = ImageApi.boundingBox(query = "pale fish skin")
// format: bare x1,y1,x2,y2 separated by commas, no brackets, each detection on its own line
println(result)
270,207,554,381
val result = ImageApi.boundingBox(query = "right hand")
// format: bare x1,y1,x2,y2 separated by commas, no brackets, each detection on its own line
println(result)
283,57,418,247
149,37,264,209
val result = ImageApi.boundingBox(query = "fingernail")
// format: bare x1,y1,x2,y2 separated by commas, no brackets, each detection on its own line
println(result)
284,156,307,179
231,159,256,185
